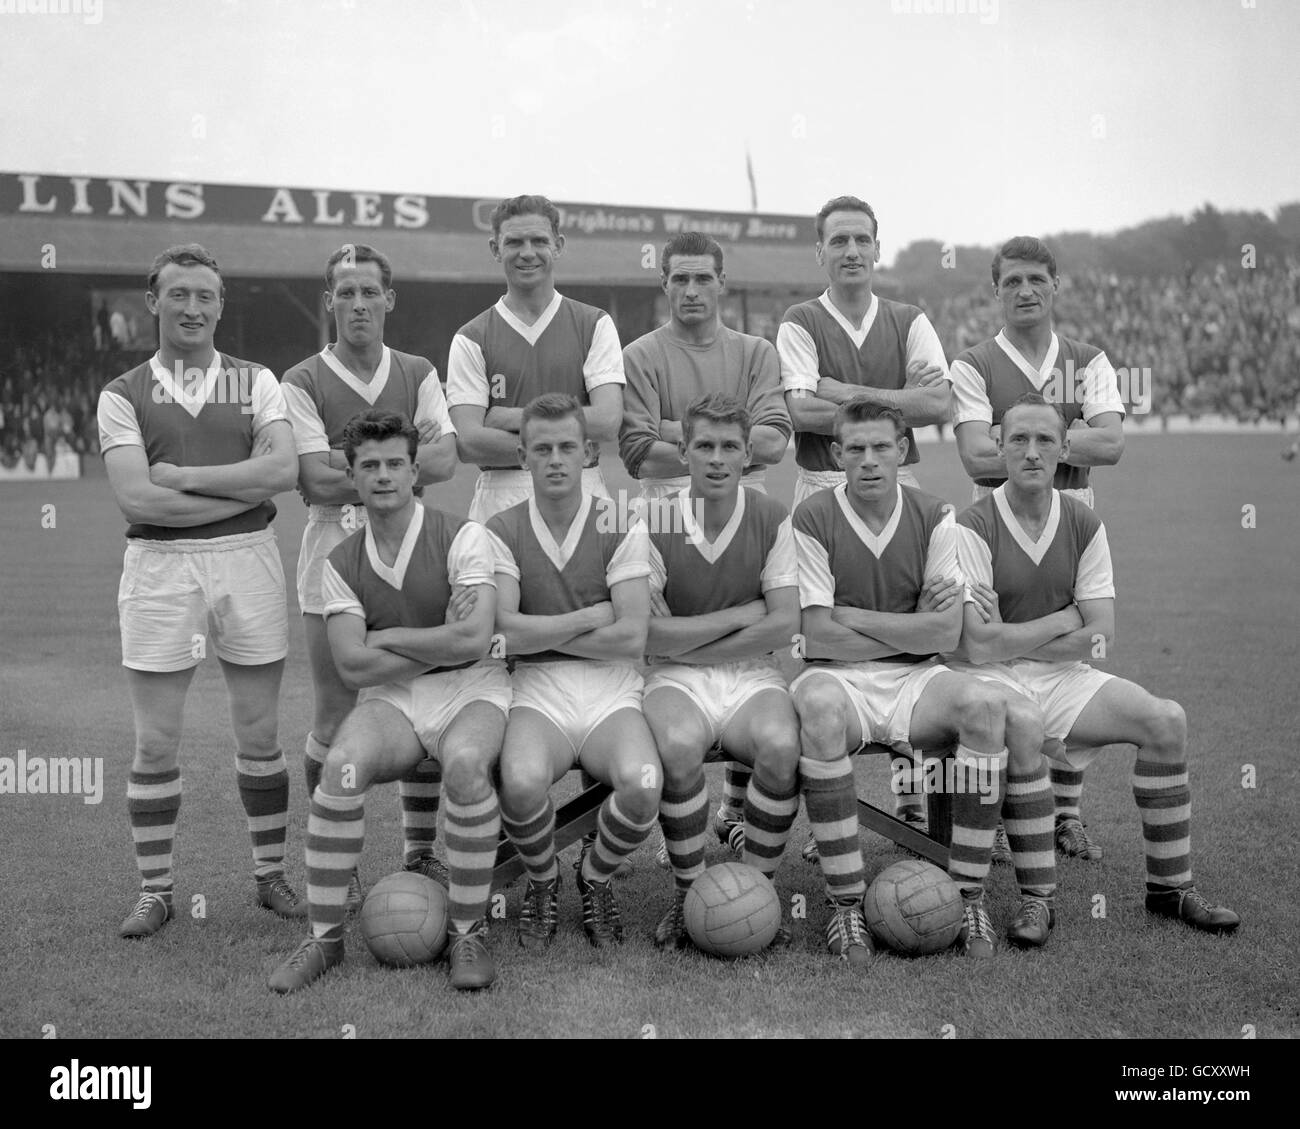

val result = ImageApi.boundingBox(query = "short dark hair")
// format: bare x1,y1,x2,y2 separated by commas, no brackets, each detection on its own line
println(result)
816,195,878,242
683,393,750,445
992,236,1057,287
341,409,419,466
661,232,725,279
148,244,223,297
521,392,587,445
491,194,562,240
326,243,393,290
1001,393,1067,441
833,399,906,443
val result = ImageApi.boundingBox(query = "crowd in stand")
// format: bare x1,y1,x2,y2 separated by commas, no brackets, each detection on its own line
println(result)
0,335,127,470
2,256,1297,471
925,256,1300,424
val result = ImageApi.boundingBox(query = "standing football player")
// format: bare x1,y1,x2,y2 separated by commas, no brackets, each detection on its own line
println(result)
619,231,793,863
98,244,302,938
488,394,662,949
791,401,1057,960
951,394,1238,937
780,195,952,833
447,194,625,522
281,244,459,903
638,394,803,952
950,238,1126,865
267,410,509,993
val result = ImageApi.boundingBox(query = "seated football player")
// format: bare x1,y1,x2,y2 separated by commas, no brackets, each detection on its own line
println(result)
791,400,1056,962
488,393,662,949
635,393,801,953
951,394,1240,936
268,410,510,994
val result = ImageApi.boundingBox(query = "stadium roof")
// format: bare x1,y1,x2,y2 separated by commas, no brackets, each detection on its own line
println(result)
0,173,826,289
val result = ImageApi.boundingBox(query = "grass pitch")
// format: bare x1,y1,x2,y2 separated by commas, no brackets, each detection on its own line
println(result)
0,434,1295,1039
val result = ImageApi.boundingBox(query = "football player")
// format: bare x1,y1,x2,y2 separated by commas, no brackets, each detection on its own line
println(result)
791,400,1056,960
619,231,793,864
98,244,302,938
267,410,509,993
951,394,1239,938
780,195,952,831
488,394,662,948
447,194,624,523
638,393,802,952
950,237,1127,864
281,244,459,903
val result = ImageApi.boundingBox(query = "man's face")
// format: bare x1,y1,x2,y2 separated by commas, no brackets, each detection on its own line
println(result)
326,261,394,350
491,213,564,292
817,210,879,289
995,257,1057,331
682,418,749,504
348,436,417,515
147,263,223,354
1000,405,1066,490
520,413,586,503
834,419,906,504
663,254,724,329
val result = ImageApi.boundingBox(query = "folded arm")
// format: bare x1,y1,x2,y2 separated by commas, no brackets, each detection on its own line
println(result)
104,445,258,527
365,584,497,669
150,420,297,503
555,575,649,663
674,587,801,665
326,612,433,690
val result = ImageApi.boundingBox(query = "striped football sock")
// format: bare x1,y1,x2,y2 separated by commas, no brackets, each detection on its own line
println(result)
720,763,750,822
399,757,441,865
660,775,709,891
127,767,181,896
1051,765,1084,822
306,789,364,941
1133,759,1193,890
892,750,925,812
582,794,656,882
443,793,501,934
303,733,328,798
946,745,1008,897
800,755,866,904
501,798,557,883
237,752,290,880
742,774,799,879
1004,761,1057,898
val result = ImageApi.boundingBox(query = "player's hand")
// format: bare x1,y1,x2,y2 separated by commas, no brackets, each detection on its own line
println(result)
416,420,442,445
149,461,185,491
906,360,947,388
659,419,683,444
447,585,477,622
969,582,1000,624
649,591,672,618
917,576,962,614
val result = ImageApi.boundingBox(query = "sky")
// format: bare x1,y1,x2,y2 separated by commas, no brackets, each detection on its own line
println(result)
2,0,1298,264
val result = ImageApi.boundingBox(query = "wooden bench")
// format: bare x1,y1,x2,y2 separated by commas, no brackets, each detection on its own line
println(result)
491,742,954,887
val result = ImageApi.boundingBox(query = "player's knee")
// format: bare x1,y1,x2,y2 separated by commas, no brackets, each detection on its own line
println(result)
793,682,846,743
498,753,550,811
440,751,493,803
956,684,1007,743
752,726,800,783
611,761,662,821
1144,698,1187,757
650,721,706,784
1003,696,1045,759
321,744,372,795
